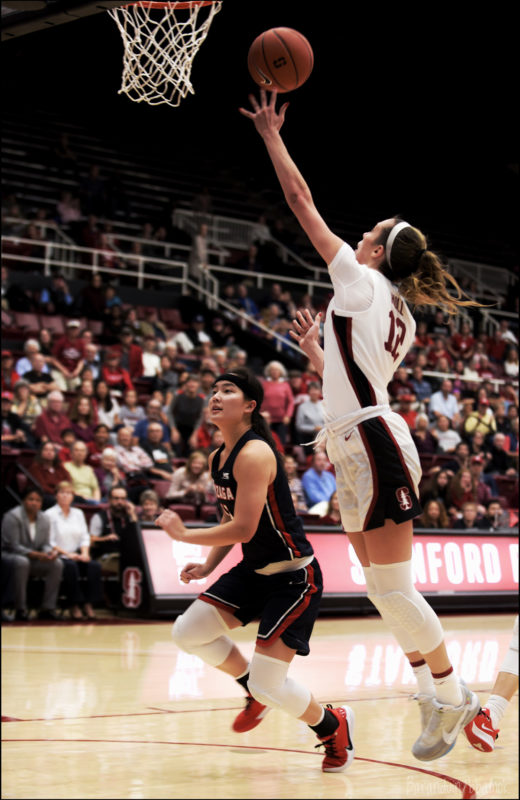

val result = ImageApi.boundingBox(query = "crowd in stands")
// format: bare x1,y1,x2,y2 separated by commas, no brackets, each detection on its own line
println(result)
1,136,519,621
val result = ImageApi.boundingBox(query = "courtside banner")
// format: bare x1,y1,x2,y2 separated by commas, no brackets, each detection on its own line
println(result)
139,527,518,596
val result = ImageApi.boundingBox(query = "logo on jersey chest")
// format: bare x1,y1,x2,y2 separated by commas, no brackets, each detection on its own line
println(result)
396,486,413,511
216,484,235,502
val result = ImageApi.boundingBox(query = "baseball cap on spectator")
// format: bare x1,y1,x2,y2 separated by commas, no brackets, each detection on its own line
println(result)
400,394,413,402
120,327,133,336
193,315,205,323
471,455,484,465
2,391,13,400
106,348,120,359
66,319,80,327
2,350,12,358
478,398,490,406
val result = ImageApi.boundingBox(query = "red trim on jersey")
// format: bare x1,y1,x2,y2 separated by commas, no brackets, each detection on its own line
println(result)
379,416,417,490
256,562,318,648
267,483,302,557
331,313,377,407
358,423,379,531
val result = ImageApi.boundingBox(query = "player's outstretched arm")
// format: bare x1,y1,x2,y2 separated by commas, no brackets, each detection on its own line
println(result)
239,90,342,266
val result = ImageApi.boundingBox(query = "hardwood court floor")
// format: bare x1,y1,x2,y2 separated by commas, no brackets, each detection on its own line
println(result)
2,613,518,799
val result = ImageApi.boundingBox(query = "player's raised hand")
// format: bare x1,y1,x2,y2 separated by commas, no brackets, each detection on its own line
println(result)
239,89,290,136
290,309,322,350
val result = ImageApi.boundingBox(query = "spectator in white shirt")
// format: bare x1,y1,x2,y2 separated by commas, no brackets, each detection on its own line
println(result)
141,335,162,380
15,339,49,377
431,414,462,453
429,378,460,423
45,481,103,619
294,381,325,455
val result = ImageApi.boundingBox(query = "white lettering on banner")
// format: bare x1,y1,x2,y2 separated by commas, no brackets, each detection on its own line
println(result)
464,543,485,583
412,542,427,583
426,542,443,584
482,543,501,583
444,542,464,584
348,544,365,585
510,544,519,583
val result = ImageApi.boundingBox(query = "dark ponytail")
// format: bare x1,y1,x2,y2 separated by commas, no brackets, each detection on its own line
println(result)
251,406,281,457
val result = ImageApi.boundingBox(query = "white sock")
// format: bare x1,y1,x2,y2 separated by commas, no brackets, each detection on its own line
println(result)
412,662,435,696
485,695,509,728
433,670,463,706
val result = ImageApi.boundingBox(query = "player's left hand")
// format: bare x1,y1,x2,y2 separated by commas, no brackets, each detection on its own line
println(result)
239,88,289,136
156,509,186,541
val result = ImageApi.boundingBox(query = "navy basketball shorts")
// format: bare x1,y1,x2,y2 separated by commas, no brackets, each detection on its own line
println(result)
326,411,422,532
199,557,323,656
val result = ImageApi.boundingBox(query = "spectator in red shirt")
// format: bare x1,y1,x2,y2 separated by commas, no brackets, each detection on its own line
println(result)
1,350,20,392
261,360,294,445
426,336,453,369
27,441,72,508
51,319,86,390
57,428,77,464
477,354,498,380
414,320,434,350
34,391,73,444
487,319,518,364
68,394,98,443
86,423,112,469
396,394,417,430
100,349,134,396
112,326,144,380
388,366,416,403
188,405,217,454
447,321,475,363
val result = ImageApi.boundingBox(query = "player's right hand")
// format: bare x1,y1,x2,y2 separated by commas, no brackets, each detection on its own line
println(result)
180,562,207,584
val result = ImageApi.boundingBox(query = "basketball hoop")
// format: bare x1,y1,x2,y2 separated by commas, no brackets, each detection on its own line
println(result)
108,1,223,107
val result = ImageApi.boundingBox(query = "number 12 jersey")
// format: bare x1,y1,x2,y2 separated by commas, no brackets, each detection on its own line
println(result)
322,242,417,425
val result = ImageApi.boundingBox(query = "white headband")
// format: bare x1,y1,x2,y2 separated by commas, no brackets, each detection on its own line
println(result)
385,221,411,267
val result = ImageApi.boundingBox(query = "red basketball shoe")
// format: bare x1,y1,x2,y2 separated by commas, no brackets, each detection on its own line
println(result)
232,694,270,733
315,705,355,772
464,707,499,752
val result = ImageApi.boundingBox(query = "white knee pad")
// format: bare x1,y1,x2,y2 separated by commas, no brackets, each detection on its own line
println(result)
171,599,234,667
371,561,444,655
363,566,417,653
248,652,311,719
500,615,519,676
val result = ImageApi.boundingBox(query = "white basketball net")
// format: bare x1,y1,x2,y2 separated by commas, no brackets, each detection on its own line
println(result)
108,1,223,107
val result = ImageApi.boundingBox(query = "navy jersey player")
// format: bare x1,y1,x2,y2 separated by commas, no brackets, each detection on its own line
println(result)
240,89,481,762
157,368,354,773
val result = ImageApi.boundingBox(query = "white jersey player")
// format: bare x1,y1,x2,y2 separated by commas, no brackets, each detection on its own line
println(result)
241,88,482,762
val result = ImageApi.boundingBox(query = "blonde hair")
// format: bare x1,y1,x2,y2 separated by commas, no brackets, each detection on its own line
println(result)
378,221,485,315
56,481,74,493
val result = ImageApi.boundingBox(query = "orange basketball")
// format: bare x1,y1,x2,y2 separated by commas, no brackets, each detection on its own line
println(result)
248,27,314,93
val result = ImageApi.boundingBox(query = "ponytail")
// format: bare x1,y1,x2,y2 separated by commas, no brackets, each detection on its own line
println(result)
251,407,281,457
378,220,485,315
